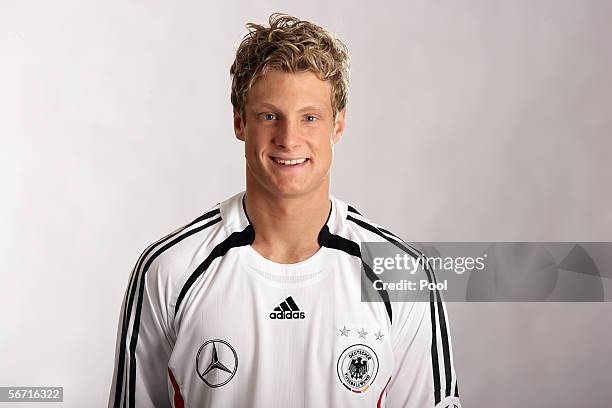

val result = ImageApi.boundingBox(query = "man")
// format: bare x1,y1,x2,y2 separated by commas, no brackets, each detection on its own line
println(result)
109,13,461,408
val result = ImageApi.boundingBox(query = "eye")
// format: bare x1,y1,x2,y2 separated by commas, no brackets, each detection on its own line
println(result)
305,115,318,122
263,113,277,121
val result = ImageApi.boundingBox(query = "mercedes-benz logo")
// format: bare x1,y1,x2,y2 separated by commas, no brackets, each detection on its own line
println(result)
195,339,238,388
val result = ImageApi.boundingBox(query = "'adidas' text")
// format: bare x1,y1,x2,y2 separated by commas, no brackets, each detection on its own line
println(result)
269,296,305,320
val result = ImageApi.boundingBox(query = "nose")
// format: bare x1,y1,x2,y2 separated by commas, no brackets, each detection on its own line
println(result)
273,118,301,149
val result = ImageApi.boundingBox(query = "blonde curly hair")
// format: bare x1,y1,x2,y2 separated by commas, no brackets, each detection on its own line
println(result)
230,13,350,120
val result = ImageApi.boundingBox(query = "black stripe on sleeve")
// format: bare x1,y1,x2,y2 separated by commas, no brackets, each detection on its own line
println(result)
438,290,453,398
174,224,255,315
113,207,220,408
378,226,402,241
421,258,453,402
430,288,441,404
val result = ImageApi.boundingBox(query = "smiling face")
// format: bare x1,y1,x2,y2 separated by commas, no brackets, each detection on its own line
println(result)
234,69,346,199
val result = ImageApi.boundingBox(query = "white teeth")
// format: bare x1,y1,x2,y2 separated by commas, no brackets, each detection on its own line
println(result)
274,157,307,165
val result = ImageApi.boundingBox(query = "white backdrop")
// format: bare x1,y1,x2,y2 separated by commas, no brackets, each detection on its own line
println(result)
1,1,611,406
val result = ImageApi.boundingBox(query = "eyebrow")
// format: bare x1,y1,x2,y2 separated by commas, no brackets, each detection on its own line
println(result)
253,103,325,113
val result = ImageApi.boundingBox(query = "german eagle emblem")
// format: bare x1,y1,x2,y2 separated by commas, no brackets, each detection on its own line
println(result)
348,357,368,380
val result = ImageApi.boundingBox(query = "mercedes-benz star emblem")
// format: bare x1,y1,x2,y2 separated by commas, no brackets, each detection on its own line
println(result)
195,339,238,388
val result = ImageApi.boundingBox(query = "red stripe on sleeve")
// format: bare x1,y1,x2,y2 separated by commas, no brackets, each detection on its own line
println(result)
168,368,185,408
377,376,392,408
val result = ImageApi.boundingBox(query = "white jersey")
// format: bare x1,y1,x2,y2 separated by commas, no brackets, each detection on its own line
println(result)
109,191,461,408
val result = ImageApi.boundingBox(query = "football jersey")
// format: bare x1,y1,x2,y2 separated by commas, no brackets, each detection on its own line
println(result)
109,191,461,408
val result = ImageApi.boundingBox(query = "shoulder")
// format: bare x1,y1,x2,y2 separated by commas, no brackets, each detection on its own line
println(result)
134,192,245,288
330,195,406,246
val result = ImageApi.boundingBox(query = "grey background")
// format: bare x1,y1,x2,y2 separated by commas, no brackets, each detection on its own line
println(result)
1,0,611,406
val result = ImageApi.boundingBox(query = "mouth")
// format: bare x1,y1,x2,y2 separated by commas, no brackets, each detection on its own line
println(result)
270,156,310,167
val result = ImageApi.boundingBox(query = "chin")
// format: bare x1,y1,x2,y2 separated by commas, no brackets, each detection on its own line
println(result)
268,185,311,198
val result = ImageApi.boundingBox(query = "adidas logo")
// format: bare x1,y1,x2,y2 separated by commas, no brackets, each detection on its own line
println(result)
269,296,305,320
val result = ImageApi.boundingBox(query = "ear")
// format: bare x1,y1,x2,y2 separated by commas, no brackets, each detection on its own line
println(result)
234,110,245,141
332,108,346,144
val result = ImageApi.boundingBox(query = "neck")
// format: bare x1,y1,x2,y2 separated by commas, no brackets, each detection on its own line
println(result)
244,176,331,264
